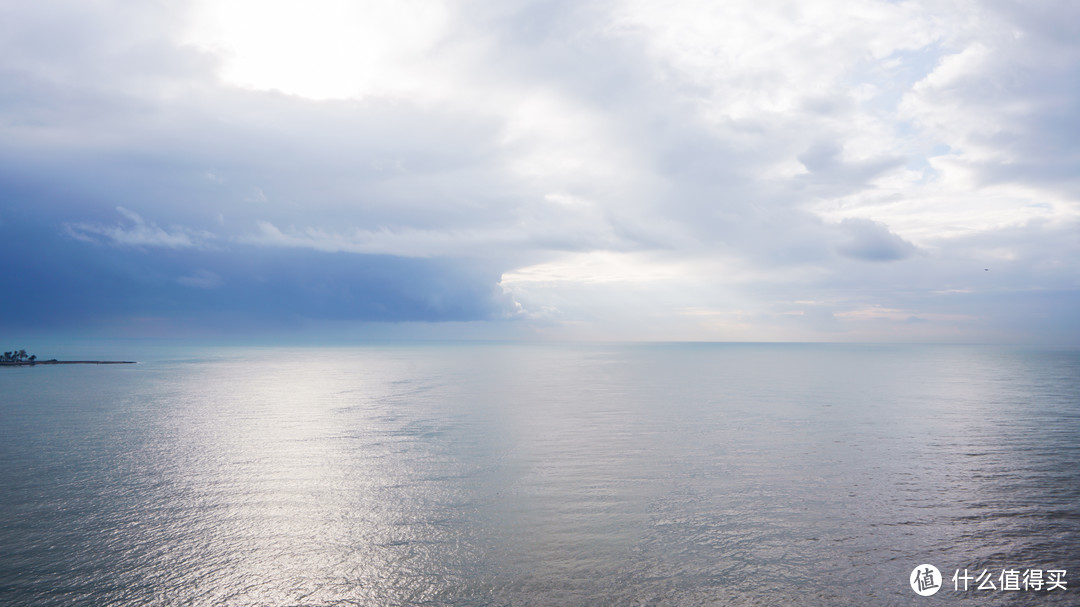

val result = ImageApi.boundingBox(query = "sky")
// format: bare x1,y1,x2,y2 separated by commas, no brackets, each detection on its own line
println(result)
1,0,1078,343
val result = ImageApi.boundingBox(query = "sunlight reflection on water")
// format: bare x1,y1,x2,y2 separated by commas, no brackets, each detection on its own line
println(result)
1,344,1078,605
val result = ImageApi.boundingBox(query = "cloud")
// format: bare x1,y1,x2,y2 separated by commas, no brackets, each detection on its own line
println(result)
64,207,216,249
184,0,451,100
237,220,501,258
0,0,1077,342
899,1,1080,197
0,211,516,334
835,218,917,262
797,141,905,194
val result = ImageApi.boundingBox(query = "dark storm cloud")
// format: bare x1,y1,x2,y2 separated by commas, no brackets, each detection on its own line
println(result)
0,208,510,334
0,0,529,333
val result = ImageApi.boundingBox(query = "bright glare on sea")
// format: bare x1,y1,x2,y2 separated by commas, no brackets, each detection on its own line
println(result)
1,342,1078,606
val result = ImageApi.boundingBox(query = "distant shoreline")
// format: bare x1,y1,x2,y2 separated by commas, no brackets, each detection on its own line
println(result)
0,360,136,366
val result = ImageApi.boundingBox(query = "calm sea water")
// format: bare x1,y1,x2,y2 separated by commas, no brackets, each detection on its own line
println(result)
1,343,1078,606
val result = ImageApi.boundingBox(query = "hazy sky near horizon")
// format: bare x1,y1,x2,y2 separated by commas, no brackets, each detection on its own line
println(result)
1,0,1078,342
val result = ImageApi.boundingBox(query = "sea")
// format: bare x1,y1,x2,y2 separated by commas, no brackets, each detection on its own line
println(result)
1,342,1078,606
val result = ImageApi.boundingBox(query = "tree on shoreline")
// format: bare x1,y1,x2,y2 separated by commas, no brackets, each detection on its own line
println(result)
2,349,34,363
